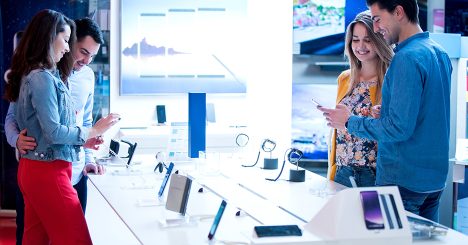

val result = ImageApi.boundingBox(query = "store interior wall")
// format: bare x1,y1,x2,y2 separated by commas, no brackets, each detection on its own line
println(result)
0,0,465,231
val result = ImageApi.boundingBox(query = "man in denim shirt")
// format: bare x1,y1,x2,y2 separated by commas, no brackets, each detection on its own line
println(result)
4,18,105,244
319,0,452,222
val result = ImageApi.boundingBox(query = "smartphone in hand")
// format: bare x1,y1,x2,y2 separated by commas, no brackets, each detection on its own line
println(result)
311,99,322,107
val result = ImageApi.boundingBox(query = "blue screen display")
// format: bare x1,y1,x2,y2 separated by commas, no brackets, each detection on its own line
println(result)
120,0,247,94
293,0,367,55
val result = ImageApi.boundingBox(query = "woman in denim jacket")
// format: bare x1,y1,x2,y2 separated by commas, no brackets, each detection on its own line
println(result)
3,9,119,245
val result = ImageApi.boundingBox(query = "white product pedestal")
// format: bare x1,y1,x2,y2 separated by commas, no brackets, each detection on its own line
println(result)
248,186,411,245
304,186,412,245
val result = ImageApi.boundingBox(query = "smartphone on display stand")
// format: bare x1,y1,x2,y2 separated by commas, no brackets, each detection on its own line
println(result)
360,190,385,230
254,225,302,237
388,193,402,229
208,200,227,240
158,162,174,198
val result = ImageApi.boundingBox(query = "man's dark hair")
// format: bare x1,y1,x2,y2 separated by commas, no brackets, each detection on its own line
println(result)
75,17,104,44
366,0,419,24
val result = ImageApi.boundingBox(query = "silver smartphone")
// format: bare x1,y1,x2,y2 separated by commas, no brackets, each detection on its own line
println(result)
311,99,322,107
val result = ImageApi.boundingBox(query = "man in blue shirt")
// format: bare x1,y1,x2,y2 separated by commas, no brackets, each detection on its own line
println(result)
4,17,105,244
319,0,452,222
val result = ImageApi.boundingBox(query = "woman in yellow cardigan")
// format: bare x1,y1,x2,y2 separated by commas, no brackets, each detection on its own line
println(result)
325,11,393,187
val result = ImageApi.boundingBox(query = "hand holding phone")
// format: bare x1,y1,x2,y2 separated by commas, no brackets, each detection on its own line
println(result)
311,99,322,108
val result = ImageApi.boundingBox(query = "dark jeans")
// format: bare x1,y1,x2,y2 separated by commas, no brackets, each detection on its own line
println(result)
397,185,443,223
74,175,88,213
15,174,88,245
334,165,376,188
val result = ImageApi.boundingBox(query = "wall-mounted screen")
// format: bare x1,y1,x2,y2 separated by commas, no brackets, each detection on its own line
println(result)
291,84,337,160
120,0,247,95
293,0,345,55
293,0,426,55
293,0,368,55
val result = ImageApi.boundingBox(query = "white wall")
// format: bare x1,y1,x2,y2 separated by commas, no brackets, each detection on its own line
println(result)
244,0,292,154
110,1,292,152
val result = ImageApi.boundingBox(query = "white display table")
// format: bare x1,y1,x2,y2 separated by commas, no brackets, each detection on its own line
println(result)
86,154,468,244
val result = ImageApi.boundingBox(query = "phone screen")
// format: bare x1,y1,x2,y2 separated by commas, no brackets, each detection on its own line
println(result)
158,162,174,198
360,191,385,230
208,200,227,240
254,225,302,237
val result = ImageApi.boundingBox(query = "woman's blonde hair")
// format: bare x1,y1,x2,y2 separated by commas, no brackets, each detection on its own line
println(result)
344,10,393,104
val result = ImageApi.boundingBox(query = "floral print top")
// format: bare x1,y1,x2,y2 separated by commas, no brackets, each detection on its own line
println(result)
336,81,377,168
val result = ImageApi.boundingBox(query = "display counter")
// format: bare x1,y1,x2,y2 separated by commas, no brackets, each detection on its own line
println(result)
86,154,468,244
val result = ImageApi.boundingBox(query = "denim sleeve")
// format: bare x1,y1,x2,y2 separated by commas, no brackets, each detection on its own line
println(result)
83,87,95,163
4,102,19,147
29,72,88,145
347,54,422,142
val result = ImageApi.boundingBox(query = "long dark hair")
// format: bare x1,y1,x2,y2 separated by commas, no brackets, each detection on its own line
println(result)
4,9,76,102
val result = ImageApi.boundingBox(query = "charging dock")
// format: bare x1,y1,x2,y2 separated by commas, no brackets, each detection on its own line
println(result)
263,158,278,169
289,169,305,182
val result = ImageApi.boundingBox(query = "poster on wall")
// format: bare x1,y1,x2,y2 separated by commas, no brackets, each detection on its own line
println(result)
120,0,247,95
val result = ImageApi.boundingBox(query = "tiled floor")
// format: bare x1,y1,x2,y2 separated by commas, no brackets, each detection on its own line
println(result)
0,216,16,245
